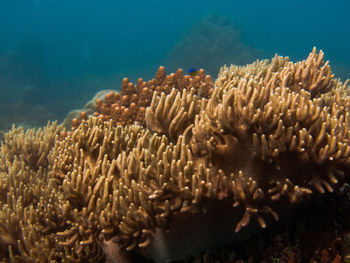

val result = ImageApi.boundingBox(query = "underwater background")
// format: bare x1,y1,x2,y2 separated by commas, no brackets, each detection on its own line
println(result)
0,0,349,131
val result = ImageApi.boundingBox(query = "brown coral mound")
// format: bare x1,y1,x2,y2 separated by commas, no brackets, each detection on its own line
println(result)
0,123,64,262
72,66,214,129
1,48,350,263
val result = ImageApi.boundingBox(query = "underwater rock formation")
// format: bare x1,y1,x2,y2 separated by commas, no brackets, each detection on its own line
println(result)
0,48,350,262
165,14,259,77
0,42,50,131
63,89,117,130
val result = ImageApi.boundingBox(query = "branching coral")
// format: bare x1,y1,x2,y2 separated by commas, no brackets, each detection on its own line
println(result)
72,66,213,129
0,48,350,263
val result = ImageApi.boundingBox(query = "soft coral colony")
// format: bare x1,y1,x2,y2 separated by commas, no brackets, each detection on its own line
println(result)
1,48,350,262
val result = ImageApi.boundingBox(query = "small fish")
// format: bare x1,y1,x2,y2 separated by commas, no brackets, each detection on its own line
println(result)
187,68,198,76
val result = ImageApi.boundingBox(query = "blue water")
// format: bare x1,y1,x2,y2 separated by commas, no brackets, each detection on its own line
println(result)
0,0,349,129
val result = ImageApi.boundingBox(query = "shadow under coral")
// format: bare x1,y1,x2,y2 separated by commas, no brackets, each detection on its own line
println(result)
103,191,350,263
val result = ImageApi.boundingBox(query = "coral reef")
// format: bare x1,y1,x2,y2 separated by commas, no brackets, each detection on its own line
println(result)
1,48,350,263
0,122,64,261
71,66,213,129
